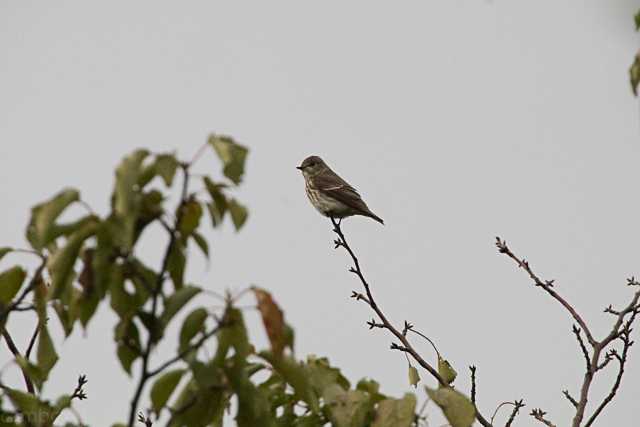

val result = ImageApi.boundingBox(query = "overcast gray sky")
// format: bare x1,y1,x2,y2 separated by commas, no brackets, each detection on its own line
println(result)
2,1,640,426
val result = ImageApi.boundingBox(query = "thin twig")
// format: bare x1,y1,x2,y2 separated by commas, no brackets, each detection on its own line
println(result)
530,408,556,427
505,400,525,427
469,366,477,404
1,330,34,393
333,219,493,427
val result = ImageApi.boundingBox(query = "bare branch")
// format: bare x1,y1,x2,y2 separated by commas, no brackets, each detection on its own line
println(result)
531,408,556,427
572,325,590,371
496,237,596,347
331,218,445,385
505,399,525,427
562,390,578,408
469,365,477,405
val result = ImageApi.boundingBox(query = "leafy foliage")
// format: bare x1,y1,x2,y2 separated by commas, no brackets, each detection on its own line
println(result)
0,136,430,427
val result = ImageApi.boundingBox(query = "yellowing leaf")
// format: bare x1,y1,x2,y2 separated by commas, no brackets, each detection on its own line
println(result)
408,365,420,388
178,199,203,237
438,356,457,385
425,386,475,427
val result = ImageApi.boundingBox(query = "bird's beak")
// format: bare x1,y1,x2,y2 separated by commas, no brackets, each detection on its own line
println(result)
296,166,303,170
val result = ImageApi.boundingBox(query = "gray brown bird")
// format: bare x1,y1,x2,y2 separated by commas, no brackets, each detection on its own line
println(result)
297,155,384,224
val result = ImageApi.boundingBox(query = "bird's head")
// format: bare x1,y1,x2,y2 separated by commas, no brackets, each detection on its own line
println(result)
296,155,327,177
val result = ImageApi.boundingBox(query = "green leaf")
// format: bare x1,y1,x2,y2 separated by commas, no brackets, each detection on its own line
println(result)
151,369,185,413
306,356,350,396
631,52,640,96
208,135,248,185
178,199,203,237
0,247,12,262
47,220,98,301
0,267,27,306
167,379,226,427
15,356,46,390
37,324,58,379
371,393,416,427
26,188,80,250
6,387,42,417
115,319,141,375
113,149,149,250
203,177,228,227
438,357,457,385
155,154,179,186
635,10,640,31
425,386,475,427
408,365,420,388
356,379,386,404
179,307,208,352
228,199,248,231
259,352,320,413
191,232,209,259
167,244,186,290
323,384,372,427
161,285,201,327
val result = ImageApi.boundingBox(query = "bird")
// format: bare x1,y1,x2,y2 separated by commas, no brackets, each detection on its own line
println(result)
297,155,384,224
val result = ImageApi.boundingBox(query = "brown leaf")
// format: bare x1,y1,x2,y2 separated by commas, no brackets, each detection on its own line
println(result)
252,287,286,357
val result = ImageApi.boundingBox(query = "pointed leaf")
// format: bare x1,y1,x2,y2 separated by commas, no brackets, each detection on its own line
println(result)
208,135,248,185
37,324,58,379
0,267,26,305
155,154,179,186
0,247,12,262
151,369,185,413
408,365,420,388
252,287,285,356
191,232,209,258
438,356,457,385
47,220,98,301
631,51,640,97
228,199,248,231
179,307,208,351
26,189,80,250
113,149,149,250
161,286,201,327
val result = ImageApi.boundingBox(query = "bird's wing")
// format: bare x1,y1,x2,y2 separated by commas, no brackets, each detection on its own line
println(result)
314,173,370,212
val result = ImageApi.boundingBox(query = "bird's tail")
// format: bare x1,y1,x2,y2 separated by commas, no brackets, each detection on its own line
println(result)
365,211,384,225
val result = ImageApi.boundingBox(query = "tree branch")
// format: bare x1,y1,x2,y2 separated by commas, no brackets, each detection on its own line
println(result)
496,237,640,427
1,329,34,394
332,219,494,427
495,237,596,347
127,164,190,427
